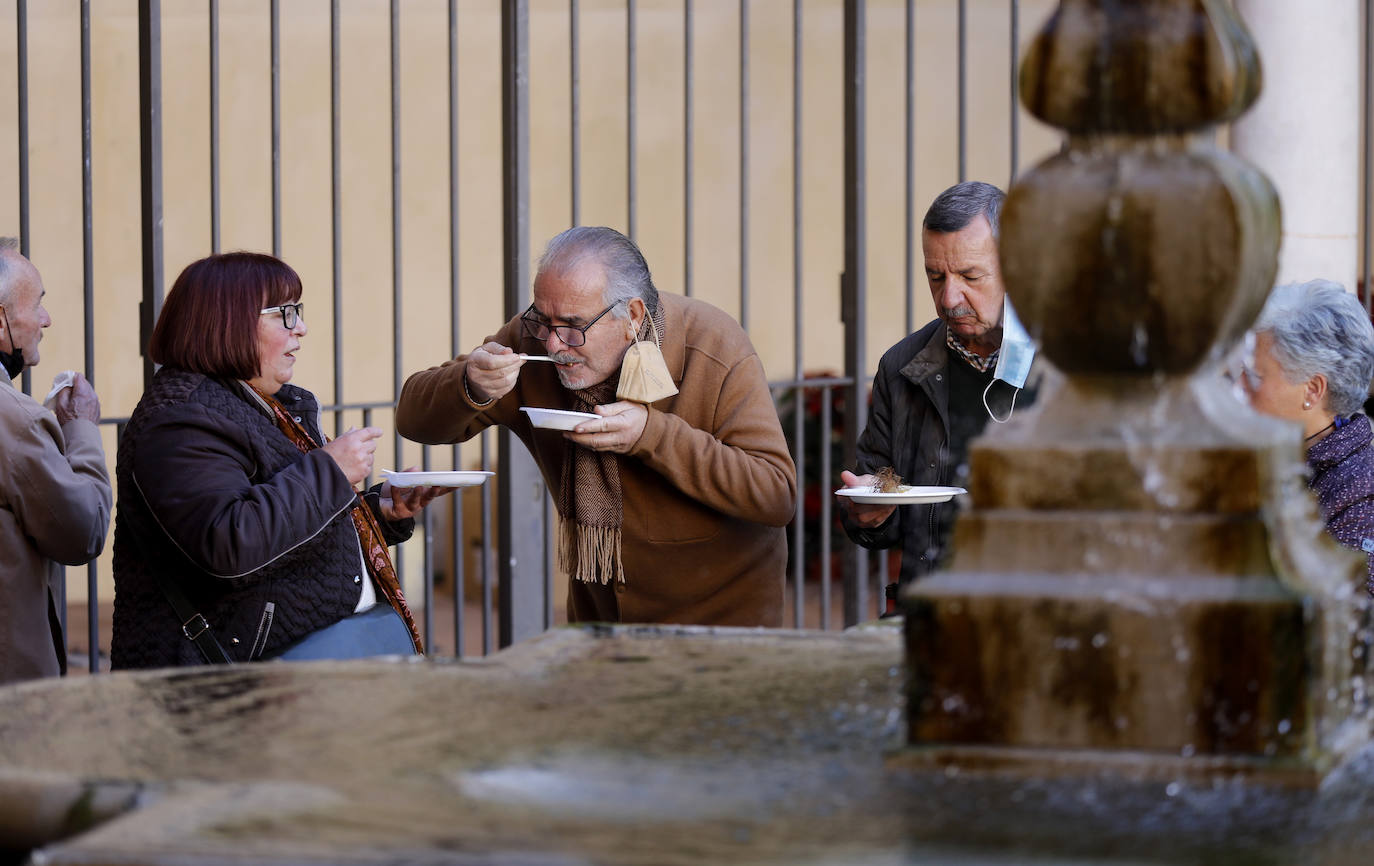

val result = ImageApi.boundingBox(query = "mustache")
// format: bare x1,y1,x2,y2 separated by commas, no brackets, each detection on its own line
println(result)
942,305,977,319
550,352,579,364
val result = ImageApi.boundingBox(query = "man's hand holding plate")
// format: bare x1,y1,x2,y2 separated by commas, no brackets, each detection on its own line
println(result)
838,469,898,528
568,401,648,454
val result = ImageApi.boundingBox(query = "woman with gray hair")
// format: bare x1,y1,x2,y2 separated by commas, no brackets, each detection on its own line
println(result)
1243,278,1374,591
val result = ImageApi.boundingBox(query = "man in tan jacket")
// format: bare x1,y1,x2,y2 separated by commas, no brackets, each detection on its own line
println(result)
0,238,111,684
398,227,795,626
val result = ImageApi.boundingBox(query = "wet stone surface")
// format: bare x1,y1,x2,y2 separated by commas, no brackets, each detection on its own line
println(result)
0,624,1370,864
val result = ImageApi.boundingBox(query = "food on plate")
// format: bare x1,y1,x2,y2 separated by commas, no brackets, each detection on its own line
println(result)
873,466,903,494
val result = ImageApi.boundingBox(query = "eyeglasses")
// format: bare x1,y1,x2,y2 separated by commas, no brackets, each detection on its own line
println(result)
260,303,304,330
520,300,621,348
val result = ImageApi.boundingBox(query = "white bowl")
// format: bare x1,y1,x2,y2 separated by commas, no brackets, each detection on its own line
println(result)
519,406,601,431
379,469,494,489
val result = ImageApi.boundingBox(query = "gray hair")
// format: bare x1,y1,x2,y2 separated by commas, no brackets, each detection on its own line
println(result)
923,181,1005,238
1254,279,1374,417
0,236,21,305
536,226,659,319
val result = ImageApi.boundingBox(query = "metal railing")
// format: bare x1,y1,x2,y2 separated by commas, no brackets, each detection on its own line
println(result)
17,0,1003,671
14,0,1316,672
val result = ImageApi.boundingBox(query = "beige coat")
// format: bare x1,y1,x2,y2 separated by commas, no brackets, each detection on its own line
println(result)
397,293,796,627
0,375,111,684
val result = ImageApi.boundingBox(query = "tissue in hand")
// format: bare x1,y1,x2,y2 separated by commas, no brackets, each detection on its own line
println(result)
44,370,76,405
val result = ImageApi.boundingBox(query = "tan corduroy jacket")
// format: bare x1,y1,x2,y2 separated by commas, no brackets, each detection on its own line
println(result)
397,293,796,627
0,374,111,684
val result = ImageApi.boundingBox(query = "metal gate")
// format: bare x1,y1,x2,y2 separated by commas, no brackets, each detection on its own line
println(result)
7,0,1298,672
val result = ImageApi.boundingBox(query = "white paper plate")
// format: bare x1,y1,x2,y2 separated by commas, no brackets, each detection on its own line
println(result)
833,486,967,506
520,406,601,431
379,469,494,488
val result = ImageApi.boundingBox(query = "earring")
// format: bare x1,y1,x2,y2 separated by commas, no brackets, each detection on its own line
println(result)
1303,401,1312,409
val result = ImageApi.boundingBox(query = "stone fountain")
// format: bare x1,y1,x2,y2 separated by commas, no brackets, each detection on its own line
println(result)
902,0,1372,784
2,2,1374,864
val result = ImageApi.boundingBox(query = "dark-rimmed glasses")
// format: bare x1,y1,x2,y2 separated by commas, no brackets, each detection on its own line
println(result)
260,302,304,330
520,300,621,348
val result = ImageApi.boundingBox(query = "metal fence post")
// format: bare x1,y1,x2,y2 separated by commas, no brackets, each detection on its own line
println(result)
500,0,548,649
139,0,164,391
16,0,29,398
842,0,869,626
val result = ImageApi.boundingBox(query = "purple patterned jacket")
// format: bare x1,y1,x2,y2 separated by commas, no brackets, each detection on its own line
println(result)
1306,413,1374,595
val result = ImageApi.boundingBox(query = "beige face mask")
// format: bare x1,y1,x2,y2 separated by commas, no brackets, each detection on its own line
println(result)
617,313,678,404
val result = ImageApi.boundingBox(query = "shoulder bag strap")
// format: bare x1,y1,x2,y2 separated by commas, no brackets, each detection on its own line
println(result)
150,569,233,665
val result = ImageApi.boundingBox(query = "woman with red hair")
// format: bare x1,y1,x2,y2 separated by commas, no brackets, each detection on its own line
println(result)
111,252,445,667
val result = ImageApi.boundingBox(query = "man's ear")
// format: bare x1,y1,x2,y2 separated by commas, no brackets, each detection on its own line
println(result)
626,297,646,338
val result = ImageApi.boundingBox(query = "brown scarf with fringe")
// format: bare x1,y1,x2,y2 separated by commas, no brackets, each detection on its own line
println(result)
556,306,665,586
248,384,424,654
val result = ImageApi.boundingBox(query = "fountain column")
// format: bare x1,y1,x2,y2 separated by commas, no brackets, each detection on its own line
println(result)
1232,0,1360,289
899,0,1371,784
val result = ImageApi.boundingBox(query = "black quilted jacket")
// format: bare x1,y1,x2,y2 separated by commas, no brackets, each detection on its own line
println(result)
110,368,413,668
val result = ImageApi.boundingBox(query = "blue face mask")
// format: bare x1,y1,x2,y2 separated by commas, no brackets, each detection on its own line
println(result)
983,296,1036,423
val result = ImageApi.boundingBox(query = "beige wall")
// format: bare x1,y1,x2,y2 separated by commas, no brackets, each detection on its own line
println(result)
0,0,1059,604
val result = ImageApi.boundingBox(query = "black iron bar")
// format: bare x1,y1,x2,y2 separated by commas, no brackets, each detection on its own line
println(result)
1365,0,1373,313
362,407,374,490
1009,0,1020,184
739,0,749,330
791,398,805,628
319,398,397,413
329,0,343,434
570,0,580,225
82,4,94,382
544,497,554,629
450,0,465,657
390,0,406,597
422,446,434,649
905,0,915,335
792,0,803,385
499,0,544,651
683,0,693,297
81,0,97,670
768,374,853,390
481,430,493,655
843,0,869,626
877,549,888,619
957,0,967,182
791,0,804,629
210,0,220,251
270,0,281,256
16,0,29,397
331,0,344,437
139,0,165,393
16,0,27,258
820,385,833,630
454,484,468,655
627,0,636,239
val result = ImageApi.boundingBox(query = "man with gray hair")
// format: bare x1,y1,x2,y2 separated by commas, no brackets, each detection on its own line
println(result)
0,238,112,683
839,181,1041,611
398,226,796,627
